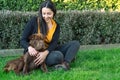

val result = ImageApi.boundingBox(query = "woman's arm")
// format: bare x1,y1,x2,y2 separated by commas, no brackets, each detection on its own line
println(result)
20,17,37,52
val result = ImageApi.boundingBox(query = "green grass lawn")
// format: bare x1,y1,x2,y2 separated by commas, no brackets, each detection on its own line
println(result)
0,48,120,80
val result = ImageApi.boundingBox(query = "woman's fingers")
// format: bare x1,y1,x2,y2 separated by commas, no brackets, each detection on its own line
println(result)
34,54,43,65
28,46,37,56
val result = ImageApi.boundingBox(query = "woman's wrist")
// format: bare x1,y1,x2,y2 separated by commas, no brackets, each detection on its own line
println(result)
28,46,32,50
44,50,49,56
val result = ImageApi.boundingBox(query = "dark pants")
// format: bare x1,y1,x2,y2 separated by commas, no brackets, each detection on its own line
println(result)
45,40,80,66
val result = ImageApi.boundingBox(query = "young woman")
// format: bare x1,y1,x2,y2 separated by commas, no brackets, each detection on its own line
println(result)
20,0,80,71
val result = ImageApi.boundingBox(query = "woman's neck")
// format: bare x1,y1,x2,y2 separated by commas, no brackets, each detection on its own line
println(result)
47,20,52,30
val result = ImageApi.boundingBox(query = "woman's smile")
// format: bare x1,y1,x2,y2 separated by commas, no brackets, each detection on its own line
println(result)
42,7,54,23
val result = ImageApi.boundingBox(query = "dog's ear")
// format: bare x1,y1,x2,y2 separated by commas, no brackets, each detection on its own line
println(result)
29,34,36,40
38,33,45,40
35,33,45,40
29,33,45,40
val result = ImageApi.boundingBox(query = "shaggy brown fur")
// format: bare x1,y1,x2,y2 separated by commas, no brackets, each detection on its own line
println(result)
4,33,48,75
3,56,24,74
23,34,48,74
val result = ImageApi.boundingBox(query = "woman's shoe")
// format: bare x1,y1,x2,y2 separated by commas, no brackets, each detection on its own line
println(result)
71,57,76,62
54,62,70,71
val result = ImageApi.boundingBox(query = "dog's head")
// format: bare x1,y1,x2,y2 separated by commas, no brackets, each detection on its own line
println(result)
29,34,47,51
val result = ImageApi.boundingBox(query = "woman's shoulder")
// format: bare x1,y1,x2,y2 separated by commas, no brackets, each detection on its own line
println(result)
55,20,60,27
56,22,60,29
27,16,38,25
30,16,38,21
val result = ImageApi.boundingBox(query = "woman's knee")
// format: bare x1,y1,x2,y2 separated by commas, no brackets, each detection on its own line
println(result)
45,51,64,66
70,40,80,48
52,51,64,61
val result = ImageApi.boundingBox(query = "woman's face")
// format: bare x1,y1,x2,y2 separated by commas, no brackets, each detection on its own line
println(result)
42,7,54,23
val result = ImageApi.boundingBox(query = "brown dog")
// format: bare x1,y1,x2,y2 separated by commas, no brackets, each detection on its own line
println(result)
22,34,48,74
3,56,24,74
4,34,48,75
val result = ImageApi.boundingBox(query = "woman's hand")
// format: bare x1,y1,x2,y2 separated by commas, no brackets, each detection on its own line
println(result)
28,46,38,56
34,50,49,65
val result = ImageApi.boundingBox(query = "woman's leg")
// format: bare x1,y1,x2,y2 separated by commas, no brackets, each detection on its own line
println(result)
45,51,64,67
56,40,80,63
54,40,80,70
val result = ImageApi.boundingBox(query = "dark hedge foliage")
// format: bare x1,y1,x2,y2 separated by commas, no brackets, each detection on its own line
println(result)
1,10,120,49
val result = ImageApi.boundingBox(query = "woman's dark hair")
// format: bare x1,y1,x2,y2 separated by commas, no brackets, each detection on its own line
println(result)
38,0,56,36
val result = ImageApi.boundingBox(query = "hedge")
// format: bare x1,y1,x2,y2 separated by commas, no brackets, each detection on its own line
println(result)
0,10,120,49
